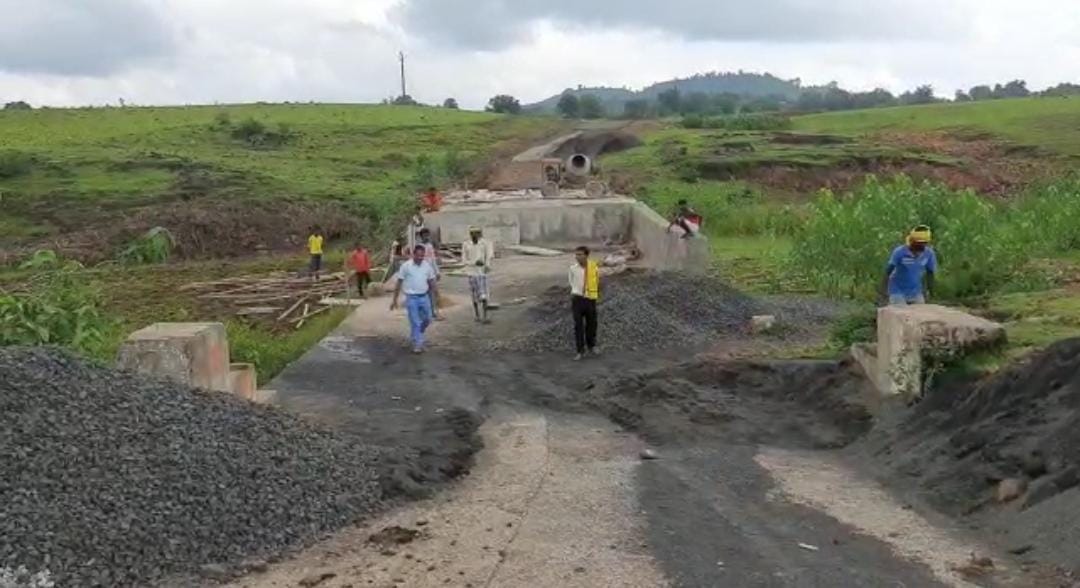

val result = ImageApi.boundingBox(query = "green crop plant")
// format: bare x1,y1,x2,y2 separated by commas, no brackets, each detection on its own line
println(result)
118,227,175,265
0,268,110,354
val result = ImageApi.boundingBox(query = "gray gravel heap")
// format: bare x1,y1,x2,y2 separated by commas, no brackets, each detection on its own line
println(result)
0,347,386,587
495,271,840,352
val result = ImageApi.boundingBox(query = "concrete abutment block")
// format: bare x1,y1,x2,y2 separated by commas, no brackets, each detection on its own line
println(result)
117,323,231,392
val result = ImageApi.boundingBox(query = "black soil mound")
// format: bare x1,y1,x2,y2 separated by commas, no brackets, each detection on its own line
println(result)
0,347,392,587
863,338,1080,568
583,358,874,449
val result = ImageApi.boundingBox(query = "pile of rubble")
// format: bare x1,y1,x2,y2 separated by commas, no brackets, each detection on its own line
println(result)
0,347,393,587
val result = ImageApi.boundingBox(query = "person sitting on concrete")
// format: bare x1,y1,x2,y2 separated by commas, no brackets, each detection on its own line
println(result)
462,226,495,323
346,241,372,299
420,187,443,213
417,228,441,319
881,225,938,306
569,246,601,361
669,200,703,239
389,245,439,354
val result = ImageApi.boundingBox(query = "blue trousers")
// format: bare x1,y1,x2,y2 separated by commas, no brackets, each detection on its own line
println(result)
405,293,433,348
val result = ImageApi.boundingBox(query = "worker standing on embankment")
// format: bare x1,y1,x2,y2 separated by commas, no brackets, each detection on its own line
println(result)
881,225,937,306
569,246,601,361
390,245,439,354
461,226,494,323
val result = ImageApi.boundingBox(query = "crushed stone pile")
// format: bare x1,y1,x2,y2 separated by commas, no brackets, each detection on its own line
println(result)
493,271,842,352
0,347,390,587
863,338,1080,569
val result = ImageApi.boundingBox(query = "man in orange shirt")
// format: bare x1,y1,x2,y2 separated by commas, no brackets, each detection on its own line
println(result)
347,241,373,299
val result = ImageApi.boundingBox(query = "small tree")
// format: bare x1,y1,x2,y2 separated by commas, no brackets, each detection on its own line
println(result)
969,85,994,101
556,93,580,118
578,95,605,119
622,99,651,119
393,95,419,106
900,85,936,105
954,90,972,102
443,98,459,109
486,94,522,114
3,101,32,111
657,88,681,115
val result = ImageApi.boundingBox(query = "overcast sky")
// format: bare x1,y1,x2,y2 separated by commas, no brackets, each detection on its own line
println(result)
1,0,1078,109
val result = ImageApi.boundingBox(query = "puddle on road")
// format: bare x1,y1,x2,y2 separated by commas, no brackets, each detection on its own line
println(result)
319,336,373,362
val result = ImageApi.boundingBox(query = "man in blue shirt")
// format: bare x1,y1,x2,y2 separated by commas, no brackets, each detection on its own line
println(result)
881,225,937,306
390,245,439,353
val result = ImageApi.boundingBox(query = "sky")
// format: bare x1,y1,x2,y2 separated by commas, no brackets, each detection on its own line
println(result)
1,0,1078,109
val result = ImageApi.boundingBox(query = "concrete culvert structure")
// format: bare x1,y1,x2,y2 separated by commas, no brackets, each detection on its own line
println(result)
567,153,591,176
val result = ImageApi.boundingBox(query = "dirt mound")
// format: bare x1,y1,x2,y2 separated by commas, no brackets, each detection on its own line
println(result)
4,197,374,264
494,271,843,353
549,130,642,160
0,347,403,587
862,338,1080,569
583,358,874,448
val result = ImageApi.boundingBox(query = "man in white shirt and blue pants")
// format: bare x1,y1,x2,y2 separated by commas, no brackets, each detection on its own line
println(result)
390,245,440,353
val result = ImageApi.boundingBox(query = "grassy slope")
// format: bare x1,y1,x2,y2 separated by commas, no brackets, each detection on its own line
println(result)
794,96,1080,156
0,104,554,240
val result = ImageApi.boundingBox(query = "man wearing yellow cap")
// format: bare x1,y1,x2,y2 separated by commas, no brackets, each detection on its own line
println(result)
881,225,937,306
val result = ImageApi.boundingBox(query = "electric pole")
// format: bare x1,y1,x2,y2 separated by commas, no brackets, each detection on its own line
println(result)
399,51,407,99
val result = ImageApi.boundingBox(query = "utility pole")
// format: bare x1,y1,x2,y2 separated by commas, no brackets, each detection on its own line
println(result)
398,51,407,99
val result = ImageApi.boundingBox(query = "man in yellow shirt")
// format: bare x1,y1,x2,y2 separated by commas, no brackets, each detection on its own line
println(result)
307,225,324,281
568,246,600,361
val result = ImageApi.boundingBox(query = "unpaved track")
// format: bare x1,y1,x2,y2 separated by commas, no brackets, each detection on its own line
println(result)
231,255,1012,588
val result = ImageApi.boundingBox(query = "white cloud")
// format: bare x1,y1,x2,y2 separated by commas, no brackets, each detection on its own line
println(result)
0,0,1077,108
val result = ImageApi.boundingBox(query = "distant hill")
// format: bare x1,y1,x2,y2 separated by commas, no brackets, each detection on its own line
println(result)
527,72,801,113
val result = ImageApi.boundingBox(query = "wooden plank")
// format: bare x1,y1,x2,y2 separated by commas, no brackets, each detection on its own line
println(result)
276,296,309,321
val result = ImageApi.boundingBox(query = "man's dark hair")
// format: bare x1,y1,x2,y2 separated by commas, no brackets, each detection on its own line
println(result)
414,244,427,252
575,246,590,255
419,228,431,236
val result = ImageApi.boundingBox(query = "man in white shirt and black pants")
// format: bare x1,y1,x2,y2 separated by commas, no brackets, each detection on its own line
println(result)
390,245,439,354
568,246,600,361
461,226,495,323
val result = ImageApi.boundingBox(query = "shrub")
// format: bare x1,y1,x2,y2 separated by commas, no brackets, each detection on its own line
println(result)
0,150,34,179
0,269,109,354
228,118,294,147
793,175,1027,300
118,227,175,265
829,306,878,348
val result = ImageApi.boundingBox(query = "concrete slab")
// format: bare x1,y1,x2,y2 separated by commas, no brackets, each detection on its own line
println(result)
116,322,230,392
875,305,1005,402
629,201,710,273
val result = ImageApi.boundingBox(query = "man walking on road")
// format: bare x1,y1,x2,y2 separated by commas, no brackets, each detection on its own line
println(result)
462,226,495,323
881,225,938,306
390,245,439,354
417,228,442,319
568,246,601,361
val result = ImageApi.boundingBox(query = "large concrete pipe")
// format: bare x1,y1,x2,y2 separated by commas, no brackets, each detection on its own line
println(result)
567,153,591,176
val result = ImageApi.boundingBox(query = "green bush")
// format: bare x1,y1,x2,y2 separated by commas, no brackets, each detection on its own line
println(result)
793,175,1028,300
829,306,878,348
1011,176,1080,252
0,269,110,354
118,227,174,265
0,150,34,179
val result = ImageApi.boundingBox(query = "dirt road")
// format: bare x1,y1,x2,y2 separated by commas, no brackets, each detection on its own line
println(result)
231,255,1020,588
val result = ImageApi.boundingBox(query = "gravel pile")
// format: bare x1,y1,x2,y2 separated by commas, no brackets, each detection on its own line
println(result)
0,347,389,587
494,271,840,352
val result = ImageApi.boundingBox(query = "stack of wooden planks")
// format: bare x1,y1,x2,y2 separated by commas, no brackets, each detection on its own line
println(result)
181,272,348,328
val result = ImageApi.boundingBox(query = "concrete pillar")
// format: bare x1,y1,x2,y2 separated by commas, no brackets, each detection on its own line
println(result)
875,305,1005,402
116,323,231,392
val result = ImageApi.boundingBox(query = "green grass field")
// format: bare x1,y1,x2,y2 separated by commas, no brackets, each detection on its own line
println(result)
0,104,556,243
795,96,1080,156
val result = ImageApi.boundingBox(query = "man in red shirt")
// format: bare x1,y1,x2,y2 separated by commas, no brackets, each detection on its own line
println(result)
420,187,443,213
347,241,373,299
670,199,703,239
